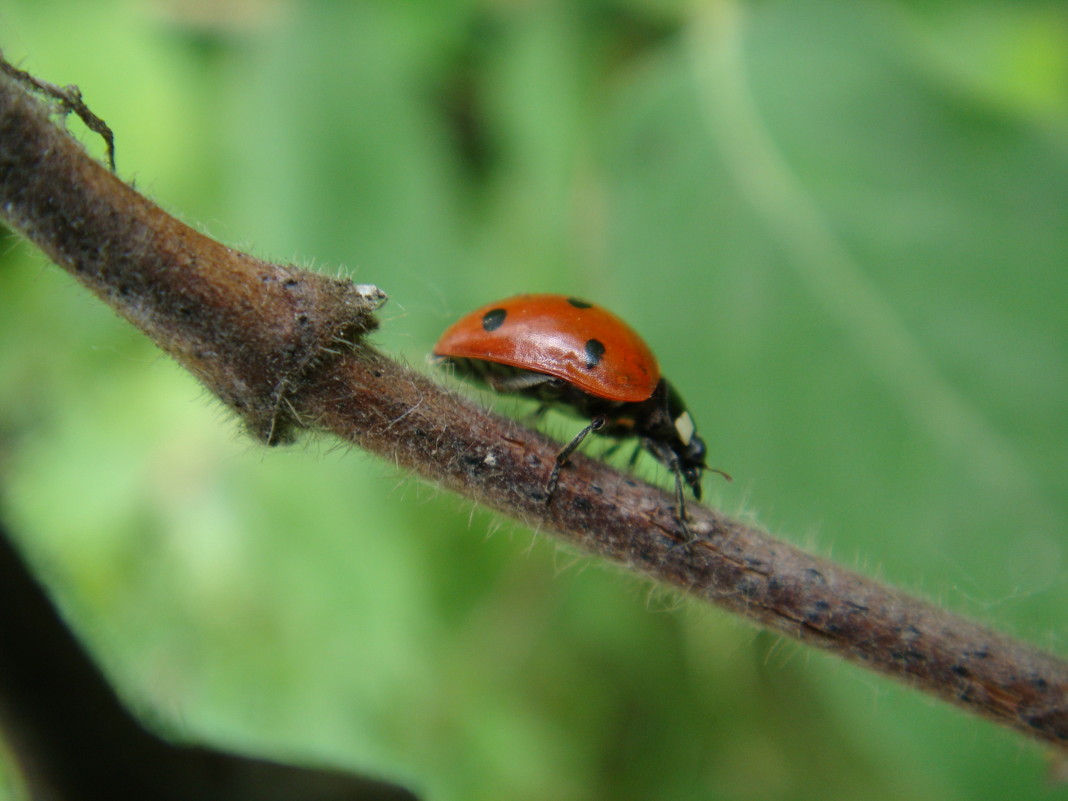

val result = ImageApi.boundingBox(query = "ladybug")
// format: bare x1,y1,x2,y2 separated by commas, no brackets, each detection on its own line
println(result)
432,294,727,540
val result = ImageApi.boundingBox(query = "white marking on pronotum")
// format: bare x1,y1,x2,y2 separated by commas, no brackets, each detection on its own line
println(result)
675,411,695,446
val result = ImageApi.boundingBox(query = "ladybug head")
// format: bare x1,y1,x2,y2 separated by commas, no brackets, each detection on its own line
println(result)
659,381,708,500
678,432,706,500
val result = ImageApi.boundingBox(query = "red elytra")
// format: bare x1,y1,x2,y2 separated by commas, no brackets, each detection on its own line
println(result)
434,294,660,403
433,294,728,542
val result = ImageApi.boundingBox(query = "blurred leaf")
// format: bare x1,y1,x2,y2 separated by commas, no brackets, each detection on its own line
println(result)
1,1,1066,799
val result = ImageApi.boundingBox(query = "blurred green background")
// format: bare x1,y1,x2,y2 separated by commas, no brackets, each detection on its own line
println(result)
1,0,1066,799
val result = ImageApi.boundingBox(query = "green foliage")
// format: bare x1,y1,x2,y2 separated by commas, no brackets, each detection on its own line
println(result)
1,1,1066,799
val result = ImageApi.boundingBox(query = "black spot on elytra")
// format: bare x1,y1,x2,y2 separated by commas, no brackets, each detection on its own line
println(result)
584,338,605,368
567,297,593,309
482,308,507,331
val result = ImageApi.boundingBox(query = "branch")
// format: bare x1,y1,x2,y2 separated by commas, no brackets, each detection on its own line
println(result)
1,57,1065,758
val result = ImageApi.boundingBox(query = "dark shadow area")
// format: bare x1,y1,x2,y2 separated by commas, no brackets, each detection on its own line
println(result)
0,513,419,801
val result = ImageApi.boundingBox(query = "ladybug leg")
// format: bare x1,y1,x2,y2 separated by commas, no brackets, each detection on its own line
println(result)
599,440,628,460
627,441,643,467
642,438,695,544
669,462,696,544
545,417,606,502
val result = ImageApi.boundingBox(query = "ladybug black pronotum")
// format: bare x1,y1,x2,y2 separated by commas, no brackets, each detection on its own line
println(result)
433,294,728,540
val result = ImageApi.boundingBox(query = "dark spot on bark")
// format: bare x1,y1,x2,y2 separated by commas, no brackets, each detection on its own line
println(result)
736,576,763,600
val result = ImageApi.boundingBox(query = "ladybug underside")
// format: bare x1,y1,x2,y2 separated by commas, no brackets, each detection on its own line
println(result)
443,357,644,437
441,356,706,502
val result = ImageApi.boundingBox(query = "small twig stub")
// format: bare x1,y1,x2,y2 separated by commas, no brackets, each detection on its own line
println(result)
0,51,116,171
